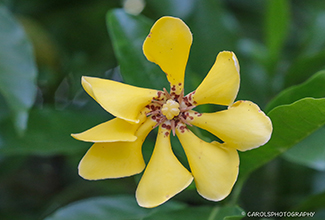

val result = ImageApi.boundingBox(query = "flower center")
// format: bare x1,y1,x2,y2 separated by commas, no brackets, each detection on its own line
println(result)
146,88,196,136
161,100,180,120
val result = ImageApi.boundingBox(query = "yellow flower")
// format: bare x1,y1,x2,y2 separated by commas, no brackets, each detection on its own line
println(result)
72,16,272,208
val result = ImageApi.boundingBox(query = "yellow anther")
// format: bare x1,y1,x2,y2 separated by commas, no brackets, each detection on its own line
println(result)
161,100,180,120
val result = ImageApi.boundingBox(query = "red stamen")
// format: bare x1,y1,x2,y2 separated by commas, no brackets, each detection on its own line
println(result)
179,115,193,126
163,88,172,99
178,89,184,103
152,117,167,129
146,109,161,116
152,100,165,105
180,105,196,112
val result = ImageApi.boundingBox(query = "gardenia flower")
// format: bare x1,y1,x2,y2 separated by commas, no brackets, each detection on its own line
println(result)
72,16,272,208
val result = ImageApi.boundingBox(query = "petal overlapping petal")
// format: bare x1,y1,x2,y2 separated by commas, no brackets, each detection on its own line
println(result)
136,124,193,208
189,101,273,151
73,13,274,208
71,117,140,142
176,127,239,201
143,16,192,94
78,118,156,180
82,76,157,123
191,51,240,106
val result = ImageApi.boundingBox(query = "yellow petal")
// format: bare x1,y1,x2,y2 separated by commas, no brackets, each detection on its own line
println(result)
82,76,157,123
143,16,192,94
78,118,155,180
191,51,240,106
176,127,239,201
136,123,193,208
71,118,139,142
189,101,273,151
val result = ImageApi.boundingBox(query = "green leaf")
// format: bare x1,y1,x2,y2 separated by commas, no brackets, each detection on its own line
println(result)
264,0,290,69
144,206,213,220
146,0,196,18
285,51,325,87
144,205,245,220
301,12,325,56
0,5,37,133
106,9,168,90
213,206,245,220
0,107,105,156
266,70,325,112
44,195,185,220
239,98,325,178
43,195,244,220
293,190,325,212
283,126,325,171
283,12,325,88
188,0,238,76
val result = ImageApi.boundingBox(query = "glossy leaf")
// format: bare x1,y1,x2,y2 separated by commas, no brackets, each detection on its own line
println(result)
283,126,325,171
106,9,168,90
266,70,325,112
0,5,37,133
239,98,325,178
269,71,325,171
44,195,184,220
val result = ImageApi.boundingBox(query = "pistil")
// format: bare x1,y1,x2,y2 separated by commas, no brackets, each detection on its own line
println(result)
161,100,180,120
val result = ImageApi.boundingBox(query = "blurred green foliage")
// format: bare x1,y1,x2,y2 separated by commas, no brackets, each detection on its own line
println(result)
0,0,325,219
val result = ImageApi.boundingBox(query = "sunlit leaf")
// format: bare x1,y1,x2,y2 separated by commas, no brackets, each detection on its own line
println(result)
0,5,37,133
106,9,168,90
266,70,325,112
239,98,325,178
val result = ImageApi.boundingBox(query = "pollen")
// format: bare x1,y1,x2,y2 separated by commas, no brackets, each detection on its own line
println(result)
161,100,180,120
